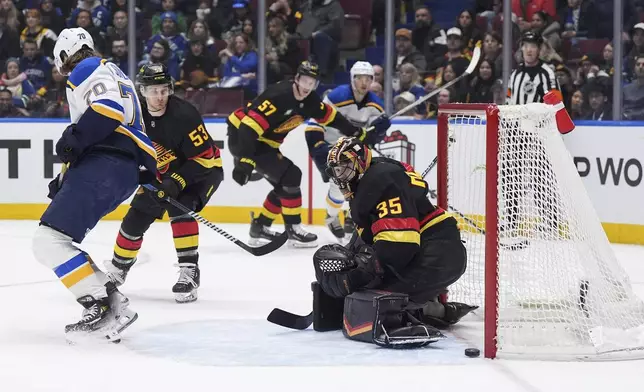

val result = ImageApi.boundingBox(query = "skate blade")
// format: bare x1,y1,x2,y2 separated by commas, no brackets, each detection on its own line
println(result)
65,320,122,345
288,239,319,248
115,308,138,334
174,289,198,303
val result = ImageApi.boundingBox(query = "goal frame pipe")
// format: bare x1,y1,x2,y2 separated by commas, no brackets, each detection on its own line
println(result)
437,103,500,359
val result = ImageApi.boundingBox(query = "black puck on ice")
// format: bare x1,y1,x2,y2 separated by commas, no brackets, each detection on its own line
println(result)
464,348,480,357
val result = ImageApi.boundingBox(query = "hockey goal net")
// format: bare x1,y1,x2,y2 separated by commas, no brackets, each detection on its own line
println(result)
437,103,644,360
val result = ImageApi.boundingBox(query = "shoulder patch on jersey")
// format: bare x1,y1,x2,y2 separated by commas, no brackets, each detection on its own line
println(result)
365,92,385,112
326,85,354,106
68,57,103,89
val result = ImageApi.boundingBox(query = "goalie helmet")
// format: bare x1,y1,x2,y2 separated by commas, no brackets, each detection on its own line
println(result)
53,27,95,75
326,137,372,200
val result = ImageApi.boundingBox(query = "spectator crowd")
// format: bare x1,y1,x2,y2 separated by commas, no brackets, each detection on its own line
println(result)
1,0,644,121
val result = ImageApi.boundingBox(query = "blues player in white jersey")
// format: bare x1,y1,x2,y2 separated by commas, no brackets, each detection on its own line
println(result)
31,28,157,341
305,61,390,240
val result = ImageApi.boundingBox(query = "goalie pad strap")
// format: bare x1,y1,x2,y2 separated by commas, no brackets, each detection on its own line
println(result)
342,290,444,348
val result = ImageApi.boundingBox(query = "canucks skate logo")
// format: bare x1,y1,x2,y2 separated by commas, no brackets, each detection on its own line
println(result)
153,142,177,173
275,115,305,134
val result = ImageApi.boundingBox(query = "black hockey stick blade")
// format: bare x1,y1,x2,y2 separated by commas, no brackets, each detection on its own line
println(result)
244,232,289,256
267,308,313,330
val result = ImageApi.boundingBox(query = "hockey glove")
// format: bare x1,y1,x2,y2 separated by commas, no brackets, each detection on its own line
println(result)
154,175,183,201
55,124,83,164
314,244,384,298
232,157,256,186
370,114,391,134
47,174,62,199
363,115,391,146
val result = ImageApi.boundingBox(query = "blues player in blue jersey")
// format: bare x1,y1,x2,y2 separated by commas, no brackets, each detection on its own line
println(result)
305,61,389,240
32,28,157,341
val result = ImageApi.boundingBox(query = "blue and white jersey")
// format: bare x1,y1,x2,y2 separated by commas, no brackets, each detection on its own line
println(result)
66,57,157,172
306,84,385,145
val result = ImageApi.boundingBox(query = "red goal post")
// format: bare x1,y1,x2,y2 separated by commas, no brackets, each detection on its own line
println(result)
435,103,644,360
437,104,500,359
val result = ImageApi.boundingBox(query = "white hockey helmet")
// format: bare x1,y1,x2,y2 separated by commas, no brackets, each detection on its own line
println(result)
53,27,95,75
350,61,374,82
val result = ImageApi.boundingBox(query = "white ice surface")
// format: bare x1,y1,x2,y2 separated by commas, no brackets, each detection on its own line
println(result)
1,220,643,392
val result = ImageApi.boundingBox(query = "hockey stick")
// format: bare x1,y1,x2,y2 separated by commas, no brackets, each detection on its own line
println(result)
369,44,481,128
267,308,313,330
142,184,288,256
426,187,529,250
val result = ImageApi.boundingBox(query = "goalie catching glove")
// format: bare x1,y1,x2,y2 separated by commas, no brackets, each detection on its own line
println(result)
313,244,384,298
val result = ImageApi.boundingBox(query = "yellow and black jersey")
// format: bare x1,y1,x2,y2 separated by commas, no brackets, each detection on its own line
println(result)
142,95,222,188
349,157,456,273
226,80,364,158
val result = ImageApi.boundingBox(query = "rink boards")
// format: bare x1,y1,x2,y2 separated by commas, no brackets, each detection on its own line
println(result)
0,118,642,244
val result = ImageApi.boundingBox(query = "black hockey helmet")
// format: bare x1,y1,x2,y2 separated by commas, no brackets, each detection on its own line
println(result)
296,60,321,80
137,63,174,98
521,30,543,46
325,137,372,200
137,63,173,86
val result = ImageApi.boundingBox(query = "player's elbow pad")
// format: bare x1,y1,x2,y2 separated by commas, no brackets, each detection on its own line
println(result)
75,107,122,148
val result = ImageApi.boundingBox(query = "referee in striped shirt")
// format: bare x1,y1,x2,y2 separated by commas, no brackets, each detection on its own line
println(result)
503,31,561,237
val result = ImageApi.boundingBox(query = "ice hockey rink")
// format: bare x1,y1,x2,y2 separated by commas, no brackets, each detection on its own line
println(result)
1,220,642,392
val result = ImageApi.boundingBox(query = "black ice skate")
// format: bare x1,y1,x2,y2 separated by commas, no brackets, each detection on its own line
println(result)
104,259,132,287
285,224,318,248
325,213,345,240
173,263,200,303
65,295,121,343
249,212,282,246
343,211,355,234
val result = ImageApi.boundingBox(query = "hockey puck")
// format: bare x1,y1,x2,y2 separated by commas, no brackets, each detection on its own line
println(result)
464,348,480,358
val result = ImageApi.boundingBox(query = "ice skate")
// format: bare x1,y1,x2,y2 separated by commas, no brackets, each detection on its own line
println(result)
106,282,138,335
343,210,355,234
64,295,122,343
173,263,200,303
325,213,345,240
286,224,318,248
104,259,132,287
249,212,282,246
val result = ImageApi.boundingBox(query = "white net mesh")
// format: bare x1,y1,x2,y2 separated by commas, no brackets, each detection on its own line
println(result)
442,104,644,359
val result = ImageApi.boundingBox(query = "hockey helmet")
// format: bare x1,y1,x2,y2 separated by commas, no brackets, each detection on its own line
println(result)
350,61,374,92
297,60,321,80
521,30,543,46
294,60,320,94
137,63,174,97
350,61,374,80
53,27,95,75
326,137,372,199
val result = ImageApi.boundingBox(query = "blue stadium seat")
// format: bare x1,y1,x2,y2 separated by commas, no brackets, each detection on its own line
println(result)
365,46,385,66
334,71,351,85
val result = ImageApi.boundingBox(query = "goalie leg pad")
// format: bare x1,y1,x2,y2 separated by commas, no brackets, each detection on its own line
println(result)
312,282,344,332
342,290,445,349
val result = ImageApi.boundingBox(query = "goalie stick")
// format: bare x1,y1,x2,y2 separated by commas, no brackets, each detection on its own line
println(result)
267,308,313,330
143,184,288,256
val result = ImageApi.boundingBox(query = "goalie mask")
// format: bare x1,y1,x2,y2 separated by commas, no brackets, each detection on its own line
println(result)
326,137,372,199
